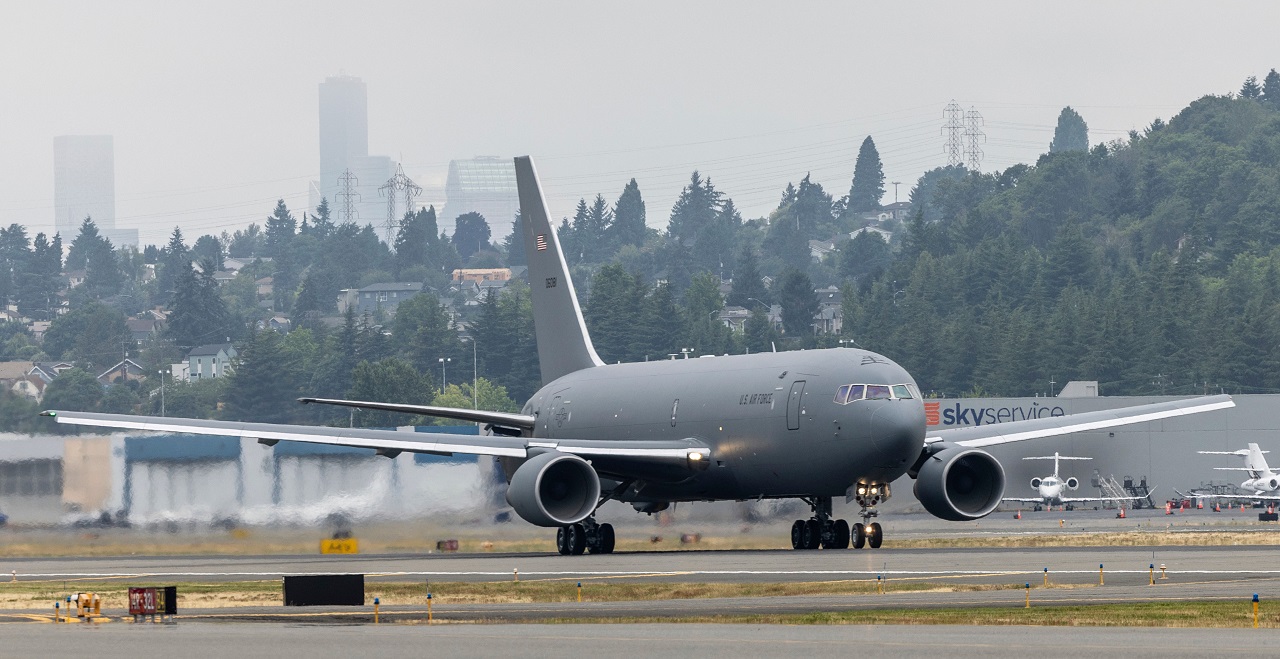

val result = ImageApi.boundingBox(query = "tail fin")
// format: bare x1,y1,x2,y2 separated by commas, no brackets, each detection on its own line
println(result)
1247,443,1271,475
514,156,604,383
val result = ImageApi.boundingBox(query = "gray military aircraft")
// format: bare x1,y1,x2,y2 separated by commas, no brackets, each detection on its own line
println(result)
42,156,1235,554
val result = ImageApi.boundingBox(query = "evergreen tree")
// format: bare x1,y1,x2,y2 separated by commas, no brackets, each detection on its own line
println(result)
16,232,60,317
84,236,121,298
264,200,297,259
222,329,301,422
310,198,335,238
583,264,641,363
764,174,834,269
610,179,647,251
1262,69,1280,109
66,218,106,271
156,227,189,305
192,235,225,272
41,301,131,373
630,282,684,360
394,206,439,278
1240,75,1262,99
777,268,819,336
838,231,891,283
452,212,492,259
165,259,231,349
41,368,104,416
726,246,769,308
504,212,527,266
390,292,462,381
667,172,722,246
846,136,886,214
346,358,434,427
744,307,778,353
1049,106,1089,152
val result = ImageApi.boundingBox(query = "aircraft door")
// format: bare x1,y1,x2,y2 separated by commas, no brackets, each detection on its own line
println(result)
786,380,806,430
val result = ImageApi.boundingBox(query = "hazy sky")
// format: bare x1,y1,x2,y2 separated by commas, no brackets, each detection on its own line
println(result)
2,1,1277,246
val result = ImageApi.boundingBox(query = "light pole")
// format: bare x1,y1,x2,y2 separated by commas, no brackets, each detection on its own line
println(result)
438,357,451,389
680,348,694,360
158,370,165,417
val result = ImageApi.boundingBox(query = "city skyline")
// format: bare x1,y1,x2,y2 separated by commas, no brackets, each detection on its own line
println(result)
2,1,1277,247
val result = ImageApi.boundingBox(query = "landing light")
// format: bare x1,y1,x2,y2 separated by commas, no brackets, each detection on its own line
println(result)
687,452,703,461
857,486,867,495
870,487,879,495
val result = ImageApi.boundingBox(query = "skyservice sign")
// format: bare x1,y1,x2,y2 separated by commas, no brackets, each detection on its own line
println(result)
924,401,1066,427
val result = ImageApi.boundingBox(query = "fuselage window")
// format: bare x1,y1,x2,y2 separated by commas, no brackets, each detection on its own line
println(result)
892,384,912,399
835,384,851,404
866,385,892,400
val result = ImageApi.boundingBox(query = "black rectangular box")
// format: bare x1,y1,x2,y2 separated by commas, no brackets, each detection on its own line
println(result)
283,574,365,606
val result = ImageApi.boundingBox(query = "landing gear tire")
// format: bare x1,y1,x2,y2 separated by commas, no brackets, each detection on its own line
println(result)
828,519,851,549
852,522,866,549
589,523,615,555
567,523,587,555
556,526,570,555
867,522,883,549
790,520,805,550
802,519,822,549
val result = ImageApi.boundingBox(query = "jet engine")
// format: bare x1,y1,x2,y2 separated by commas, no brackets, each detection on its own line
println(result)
1245,477,1279,491
1029,477,1042,489
914,446,1006,521
505,451,601,527
1066,477,1080,490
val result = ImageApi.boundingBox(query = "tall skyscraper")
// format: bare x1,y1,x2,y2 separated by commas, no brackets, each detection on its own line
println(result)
318,75,369,209
54,135,138,246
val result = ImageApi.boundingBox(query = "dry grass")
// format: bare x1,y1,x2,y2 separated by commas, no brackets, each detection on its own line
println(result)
0,579,1033,610
893,530,1280,549
537,601,1280,628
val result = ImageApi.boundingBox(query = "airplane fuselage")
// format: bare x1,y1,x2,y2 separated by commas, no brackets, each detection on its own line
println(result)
515,347,925,502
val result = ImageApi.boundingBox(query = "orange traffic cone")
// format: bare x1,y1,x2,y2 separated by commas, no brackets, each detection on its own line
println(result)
1165,502,1173,515
1015,510,1022,519
1197,500,1203,509
1117,508,1127,519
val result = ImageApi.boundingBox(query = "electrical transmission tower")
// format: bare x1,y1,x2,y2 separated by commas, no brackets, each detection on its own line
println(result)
941,100,964,167
377,163,422,243
964,107,985,171
336,169,360,223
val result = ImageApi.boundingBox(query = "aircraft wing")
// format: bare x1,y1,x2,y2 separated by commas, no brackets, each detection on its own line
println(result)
39,411,710,480
1196,493,1280,501
925,395,1234,448
297,397,536,429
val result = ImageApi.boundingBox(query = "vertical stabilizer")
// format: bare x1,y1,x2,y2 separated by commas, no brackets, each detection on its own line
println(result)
514,156,605,383
1246,443,1271,476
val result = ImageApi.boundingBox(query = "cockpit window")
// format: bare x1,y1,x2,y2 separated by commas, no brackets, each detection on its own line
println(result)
866,385,891,400
892,384,912,399
835,385,850,404
846,384,865,402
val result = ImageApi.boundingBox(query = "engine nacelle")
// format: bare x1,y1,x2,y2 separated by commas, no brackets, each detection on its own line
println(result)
1246,477,1280,491
505,451,601,527
1029,477,1042,489
914,446,1006,521
1066,476,1079,490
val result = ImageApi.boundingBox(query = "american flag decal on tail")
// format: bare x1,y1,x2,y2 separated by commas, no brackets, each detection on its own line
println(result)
536,234,548,251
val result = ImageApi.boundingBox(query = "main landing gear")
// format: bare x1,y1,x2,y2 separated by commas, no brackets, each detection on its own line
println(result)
789,497,851,550
555,517,615,555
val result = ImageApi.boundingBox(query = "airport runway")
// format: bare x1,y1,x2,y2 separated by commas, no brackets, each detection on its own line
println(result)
4,623,1279,658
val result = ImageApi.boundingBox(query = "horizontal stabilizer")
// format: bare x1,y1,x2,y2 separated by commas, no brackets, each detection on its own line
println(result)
298,397,535,429
1022,455,1091,461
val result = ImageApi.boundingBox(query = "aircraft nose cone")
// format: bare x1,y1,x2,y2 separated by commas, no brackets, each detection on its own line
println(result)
867,402,925,467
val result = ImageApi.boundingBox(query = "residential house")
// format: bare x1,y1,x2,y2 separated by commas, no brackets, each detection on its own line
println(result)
66,270,87,288
256,277,274,298
97,359,146,385
351,282,424,317
29,361,76,384
716,306,752,333
126,318,160,343
812,305,842,335
266,315,291,333
0,361,39,401
212,270,238,287
808,239,837,262
186,343,237,381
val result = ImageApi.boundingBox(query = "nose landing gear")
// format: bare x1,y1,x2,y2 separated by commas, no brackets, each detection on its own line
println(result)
851,482,890,549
